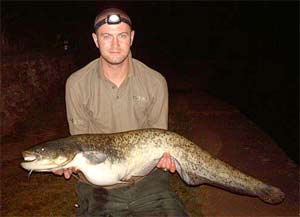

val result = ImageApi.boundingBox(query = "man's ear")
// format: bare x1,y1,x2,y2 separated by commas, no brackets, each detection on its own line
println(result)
92,33,99,48
130,30,135,46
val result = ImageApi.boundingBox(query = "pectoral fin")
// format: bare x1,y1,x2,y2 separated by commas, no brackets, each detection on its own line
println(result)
82,151,107,165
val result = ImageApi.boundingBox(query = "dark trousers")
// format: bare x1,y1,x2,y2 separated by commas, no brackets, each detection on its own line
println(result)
76,169,188,217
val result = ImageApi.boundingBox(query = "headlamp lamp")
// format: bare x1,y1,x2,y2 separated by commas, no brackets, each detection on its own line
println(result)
94,14,132,32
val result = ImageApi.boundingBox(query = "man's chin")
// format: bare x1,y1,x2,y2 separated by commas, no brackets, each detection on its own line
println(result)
101,54,129,65
108,59,126,65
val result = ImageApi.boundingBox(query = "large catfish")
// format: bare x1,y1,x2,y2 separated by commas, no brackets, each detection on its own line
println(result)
21,128,285,204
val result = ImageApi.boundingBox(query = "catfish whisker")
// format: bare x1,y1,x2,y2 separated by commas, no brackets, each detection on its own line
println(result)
28,170,33,179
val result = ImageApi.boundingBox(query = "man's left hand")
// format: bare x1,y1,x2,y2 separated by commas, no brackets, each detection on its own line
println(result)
156,152,176,173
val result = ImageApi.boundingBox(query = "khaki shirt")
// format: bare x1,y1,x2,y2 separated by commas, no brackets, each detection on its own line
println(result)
65,54,168,135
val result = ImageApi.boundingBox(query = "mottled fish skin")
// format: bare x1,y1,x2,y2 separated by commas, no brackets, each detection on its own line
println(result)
21,128,285,204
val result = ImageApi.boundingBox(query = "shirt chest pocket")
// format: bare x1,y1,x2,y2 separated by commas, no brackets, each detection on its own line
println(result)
133,95,149,118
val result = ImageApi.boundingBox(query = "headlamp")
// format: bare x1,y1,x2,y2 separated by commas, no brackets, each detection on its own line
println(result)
94,14,132,32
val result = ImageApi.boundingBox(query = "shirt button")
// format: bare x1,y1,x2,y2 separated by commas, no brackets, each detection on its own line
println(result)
116,96,119,99
112,86,116,89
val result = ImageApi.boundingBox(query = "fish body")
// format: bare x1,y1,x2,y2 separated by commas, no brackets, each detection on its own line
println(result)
21,128,285,204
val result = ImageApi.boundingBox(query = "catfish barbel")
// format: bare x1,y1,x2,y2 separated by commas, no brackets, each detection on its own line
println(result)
21,128,285,204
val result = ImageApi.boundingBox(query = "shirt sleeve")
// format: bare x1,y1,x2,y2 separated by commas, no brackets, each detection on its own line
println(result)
147,77,169,130
65,79,90,135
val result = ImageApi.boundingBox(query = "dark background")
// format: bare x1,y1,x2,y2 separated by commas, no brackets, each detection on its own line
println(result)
1,1,299,163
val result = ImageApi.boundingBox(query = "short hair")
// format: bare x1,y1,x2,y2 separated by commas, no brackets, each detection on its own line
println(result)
94,8,132,27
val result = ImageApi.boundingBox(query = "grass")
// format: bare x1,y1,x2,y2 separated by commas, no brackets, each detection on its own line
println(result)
2,161,77,216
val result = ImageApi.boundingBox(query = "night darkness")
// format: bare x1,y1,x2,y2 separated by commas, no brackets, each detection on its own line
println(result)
2,1,299,163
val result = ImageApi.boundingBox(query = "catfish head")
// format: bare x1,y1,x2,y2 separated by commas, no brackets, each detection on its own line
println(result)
21,137,79,172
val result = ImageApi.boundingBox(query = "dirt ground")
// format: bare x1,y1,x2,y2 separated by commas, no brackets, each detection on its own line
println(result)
1,90,299,216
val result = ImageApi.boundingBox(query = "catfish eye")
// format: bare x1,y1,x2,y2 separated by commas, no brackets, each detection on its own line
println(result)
38,147,46,153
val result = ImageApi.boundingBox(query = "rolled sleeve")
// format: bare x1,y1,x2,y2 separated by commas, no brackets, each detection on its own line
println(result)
65,79,89,135
147,77,168,130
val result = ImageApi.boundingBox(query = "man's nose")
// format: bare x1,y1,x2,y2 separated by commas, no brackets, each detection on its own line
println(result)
111,37,120,47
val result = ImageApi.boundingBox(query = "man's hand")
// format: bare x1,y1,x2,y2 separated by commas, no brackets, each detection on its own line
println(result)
156,152,176,173
52,167,78,179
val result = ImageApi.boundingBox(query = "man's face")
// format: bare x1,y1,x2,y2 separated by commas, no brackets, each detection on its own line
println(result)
92,19,134,65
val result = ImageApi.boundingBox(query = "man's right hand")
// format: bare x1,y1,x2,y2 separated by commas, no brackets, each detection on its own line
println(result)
52,167,78,179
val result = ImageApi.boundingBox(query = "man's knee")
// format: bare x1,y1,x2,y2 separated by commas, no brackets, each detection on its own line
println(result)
76,182,109,216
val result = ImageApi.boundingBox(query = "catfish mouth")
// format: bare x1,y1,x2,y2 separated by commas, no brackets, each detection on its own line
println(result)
22,151,39,162
21,150,74,171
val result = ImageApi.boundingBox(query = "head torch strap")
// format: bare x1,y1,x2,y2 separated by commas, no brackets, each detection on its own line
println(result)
119,17,132,26
94,15,132,32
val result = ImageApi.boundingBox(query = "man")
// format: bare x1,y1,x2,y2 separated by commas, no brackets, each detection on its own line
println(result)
54,8,187,216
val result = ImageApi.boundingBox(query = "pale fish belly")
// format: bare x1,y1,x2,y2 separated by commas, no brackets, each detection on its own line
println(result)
64,153,128,186
80,162,128,186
